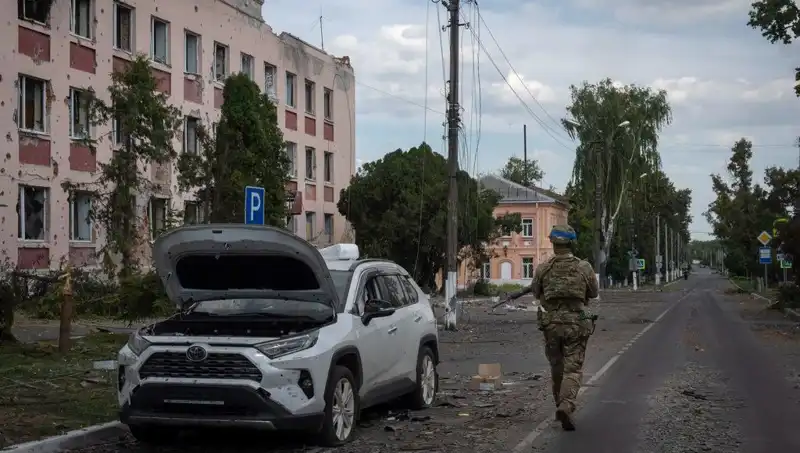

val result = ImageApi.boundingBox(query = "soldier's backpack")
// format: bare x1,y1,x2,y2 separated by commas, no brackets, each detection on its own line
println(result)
539,255,590,305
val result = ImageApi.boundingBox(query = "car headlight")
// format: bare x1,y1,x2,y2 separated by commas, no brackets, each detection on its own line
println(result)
127,330,151,356
255,331,319,359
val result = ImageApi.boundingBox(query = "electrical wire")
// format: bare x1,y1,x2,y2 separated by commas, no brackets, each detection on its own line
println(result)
457,10,575,153
412,0,432,281
473,6,570,141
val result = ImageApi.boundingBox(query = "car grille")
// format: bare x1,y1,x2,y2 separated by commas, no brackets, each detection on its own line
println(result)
139,352,262,382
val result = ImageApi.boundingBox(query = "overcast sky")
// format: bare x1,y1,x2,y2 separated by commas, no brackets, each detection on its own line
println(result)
263,0,800,240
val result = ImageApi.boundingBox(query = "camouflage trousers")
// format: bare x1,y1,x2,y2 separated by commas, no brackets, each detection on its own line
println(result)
542,321,590,413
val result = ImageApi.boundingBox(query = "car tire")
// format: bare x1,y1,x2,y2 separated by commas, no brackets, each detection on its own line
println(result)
128,424,178,445
317,365,359,446
407,346,438,410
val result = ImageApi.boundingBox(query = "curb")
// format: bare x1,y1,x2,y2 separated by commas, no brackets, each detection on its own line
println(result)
727,279,800,322
2,422,126,453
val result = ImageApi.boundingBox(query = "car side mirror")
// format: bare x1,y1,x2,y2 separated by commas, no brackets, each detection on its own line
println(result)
362,299,395,325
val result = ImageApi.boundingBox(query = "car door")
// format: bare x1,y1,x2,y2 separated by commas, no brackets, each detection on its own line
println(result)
376,274,417,382
397,275,428,380
354,275,400,396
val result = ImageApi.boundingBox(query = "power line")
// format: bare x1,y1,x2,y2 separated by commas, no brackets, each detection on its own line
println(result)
472,5,570,141
356,80,445,115
457,10,574,152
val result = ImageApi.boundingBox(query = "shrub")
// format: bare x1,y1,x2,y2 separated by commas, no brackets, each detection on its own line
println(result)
773,282,800,310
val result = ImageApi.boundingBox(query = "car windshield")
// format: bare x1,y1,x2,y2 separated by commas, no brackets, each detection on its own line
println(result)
190,298,333,317
330,270,352,302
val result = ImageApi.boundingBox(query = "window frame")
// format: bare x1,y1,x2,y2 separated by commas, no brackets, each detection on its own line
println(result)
150,16,170,65
323,88,333,121
264,64,278,100
521,218,534,237
69,191,93,242
285,142,297,178
184,116,199,154
522,257,534,279
305,211,315,240
112,2,134,52
286,72,296,107
240,53,254,79
148,197,168,240
305,146,316,180
304,79,315,114
18,75,48,134
213,42,229,81
324,213,334,243
70,0,93,39
68,88,91,139
18,185,49,241
323,151,333,183
184,30,200,74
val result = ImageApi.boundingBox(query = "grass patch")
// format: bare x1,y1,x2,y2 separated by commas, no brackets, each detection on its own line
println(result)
0,332,127,448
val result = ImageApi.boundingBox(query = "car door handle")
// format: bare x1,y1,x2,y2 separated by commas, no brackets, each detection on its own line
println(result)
414,315,423,322
387,326,398,334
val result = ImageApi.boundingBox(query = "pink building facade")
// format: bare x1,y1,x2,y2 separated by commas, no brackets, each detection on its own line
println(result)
4,0,356,269
451,175,570,289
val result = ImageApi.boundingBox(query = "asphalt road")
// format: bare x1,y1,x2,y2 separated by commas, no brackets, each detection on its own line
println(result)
40,270,800,452
523,269,800,453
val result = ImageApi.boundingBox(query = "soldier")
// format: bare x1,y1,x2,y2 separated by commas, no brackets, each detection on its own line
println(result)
504,224,599,430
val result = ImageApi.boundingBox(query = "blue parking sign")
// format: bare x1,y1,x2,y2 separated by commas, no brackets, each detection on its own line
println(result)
244,186,265,224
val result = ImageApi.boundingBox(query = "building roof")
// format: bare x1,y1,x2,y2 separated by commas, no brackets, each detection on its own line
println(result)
480,174,568,206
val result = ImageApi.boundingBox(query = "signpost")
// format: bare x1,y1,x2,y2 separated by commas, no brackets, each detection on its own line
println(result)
758,233,771,290
781,258,792,282
244,186,265,225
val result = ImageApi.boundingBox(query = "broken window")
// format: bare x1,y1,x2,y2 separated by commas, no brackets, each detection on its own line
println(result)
113,2,133,51
69,88,90,139
305,146,316,180
183,201,205,224
149,197,168,239
324,214,333,243
324,88,333,121
69,191,92,241
214,42,228,81
18,75,47,133
19,0,50,23
286,72,296,107
18,186,48,241
240,53,254,79
264,64,277,100
323,151,333,183
184,116,199,154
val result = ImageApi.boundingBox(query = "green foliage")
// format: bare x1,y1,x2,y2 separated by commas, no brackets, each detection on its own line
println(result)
177,73,289,225
705,138,800,282
69,55,181,278
16,269,172,323
499,156,543,186
338,143,510,289
467,280,524,297
774,282,800,310
748,0,800,96
562,78,675,279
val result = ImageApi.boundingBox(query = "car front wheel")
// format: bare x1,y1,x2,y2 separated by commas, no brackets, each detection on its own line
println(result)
407,346,438,409
317,365,359,446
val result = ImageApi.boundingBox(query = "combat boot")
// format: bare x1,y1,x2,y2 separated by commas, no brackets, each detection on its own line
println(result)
555,402,576,431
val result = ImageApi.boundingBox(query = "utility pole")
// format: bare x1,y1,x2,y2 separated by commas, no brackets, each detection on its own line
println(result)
523,124,528,186
443,0,461,331
665,225,670,282
655,214,661,286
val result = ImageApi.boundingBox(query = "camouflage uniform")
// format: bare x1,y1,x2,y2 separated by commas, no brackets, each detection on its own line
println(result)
507,225,598,430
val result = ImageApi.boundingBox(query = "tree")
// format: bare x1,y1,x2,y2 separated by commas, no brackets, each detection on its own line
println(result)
563,78,673,283
748,0,800,96
704,138,799,281
500,156,543,186
73,55,181,278
177,73,289,225
338,143,516,290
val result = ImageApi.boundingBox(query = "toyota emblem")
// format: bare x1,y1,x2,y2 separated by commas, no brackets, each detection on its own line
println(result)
186,345,208,362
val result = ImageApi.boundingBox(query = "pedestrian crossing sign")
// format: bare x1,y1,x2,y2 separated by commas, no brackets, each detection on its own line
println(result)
636,259,645,270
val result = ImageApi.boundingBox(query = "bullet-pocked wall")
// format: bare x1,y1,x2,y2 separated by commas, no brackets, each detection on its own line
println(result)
3,0,356,269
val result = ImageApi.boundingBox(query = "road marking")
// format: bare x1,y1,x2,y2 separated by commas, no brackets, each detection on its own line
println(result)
511,290,694,452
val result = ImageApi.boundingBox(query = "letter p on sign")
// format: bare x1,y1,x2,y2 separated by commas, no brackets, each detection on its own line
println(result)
244,186,265,224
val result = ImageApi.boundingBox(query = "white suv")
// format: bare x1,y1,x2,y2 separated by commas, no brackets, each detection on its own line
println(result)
116,224,439,446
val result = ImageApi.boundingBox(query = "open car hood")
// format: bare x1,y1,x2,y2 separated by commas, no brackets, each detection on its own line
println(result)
152,224,340,308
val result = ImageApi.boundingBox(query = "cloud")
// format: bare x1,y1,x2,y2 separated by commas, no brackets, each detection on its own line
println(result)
263,0,800,239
